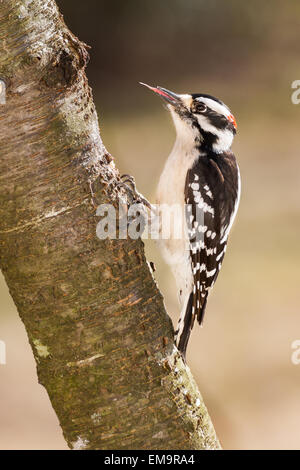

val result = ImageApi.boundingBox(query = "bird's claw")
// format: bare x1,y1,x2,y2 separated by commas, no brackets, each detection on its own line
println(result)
117,173,154,212
120,174,136,187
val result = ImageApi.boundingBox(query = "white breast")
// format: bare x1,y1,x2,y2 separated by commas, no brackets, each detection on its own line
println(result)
156,138,199,305
156,134,199,208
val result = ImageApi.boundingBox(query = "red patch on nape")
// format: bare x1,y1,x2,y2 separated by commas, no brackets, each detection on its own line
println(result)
228,113,237,129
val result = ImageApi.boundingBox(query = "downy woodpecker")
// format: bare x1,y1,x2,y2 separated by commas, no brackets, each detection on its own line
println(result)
140,83,241,361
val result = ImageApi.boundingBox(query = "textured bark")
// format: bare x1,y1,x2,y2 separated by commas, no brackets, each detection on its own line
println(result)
0,0,221,450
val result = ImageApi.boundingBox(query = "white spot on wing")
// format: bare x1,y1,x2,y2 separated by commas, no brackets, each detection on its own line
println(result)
206,268,216,278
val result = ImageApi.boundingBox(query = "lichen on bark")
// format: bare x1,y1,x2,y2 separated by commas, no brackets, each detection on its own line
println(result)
0,0,221,450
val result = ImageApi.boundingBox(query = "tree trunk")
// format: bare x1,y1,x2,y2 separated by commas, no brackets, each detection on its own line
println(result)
0,0,221,450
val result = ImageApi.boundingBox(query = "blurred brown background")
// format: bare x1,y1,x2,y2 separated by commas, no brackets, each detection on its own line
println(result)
1,0,300,450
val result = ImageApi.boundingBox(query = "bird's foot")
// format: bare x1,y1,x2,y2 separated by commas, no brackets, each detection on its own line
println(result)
117,174,155,213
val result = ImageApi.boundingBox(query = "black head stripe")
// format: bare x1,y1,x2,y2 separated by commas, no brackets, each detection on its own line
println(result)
191,93,225,107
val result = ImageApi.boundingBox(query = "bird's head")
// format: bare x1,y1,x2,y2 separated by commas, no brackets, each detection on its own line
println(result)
140,82,237,154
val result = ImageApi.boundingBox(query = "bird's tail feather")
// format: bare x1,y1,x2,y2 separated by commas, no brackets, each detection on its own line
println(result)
175,293,193,361
175,292,208,361
197,295,208,326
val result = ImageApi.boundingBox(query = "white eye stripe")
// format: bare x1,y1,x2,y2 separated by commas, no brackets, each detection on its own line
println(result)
196,97,231,119
194,115,234,153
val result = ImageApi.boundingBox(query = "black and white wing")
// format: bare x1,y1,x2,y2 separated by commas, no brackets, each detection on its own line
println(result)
177,152,240,358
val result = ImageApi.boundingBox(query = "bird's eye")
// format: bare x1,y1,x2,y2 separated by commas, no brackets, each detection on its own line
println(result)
192,102,207,114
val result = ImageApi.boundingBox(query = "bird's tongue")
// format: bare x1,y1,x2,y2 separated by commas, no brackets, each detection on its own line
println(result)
139,82,177,102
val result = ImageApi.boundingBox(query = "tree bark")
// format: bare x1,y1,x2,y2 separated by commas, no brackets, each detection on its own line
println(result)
0,0,221,450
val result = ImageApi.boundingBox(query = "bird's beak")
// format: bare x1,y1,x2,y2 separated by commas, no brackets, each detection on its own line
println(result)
139,82,182,106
